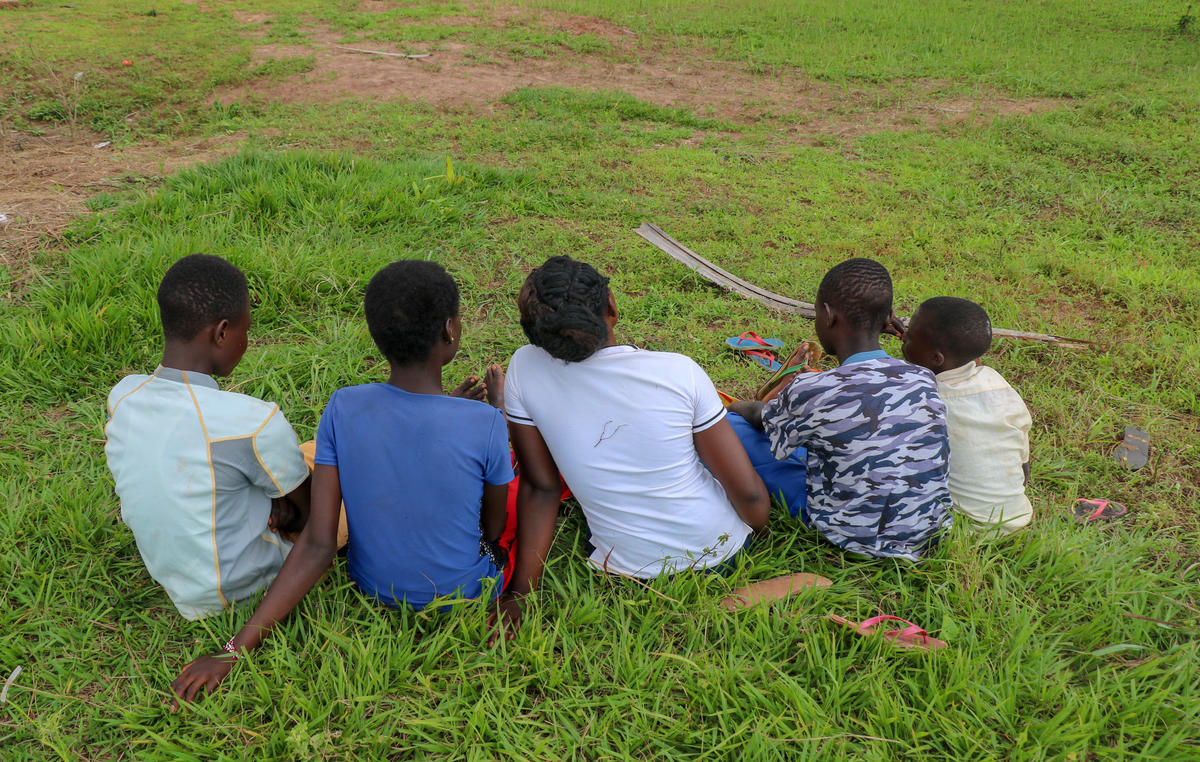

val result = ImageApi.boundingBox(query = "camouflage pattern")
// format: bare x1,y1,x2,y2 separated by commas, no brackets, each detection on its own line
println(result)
762,356,953,560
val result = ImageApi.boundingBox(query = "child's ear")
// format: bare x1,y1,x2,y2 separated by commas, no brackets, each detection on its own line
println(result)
443,315,463,345
211,318,231,346
820,301,836,327
606,290,619,320
932,349,945,369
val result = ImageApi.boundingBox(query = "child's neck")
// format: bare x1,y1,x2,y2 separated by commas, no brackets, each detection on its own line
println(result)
834,335,883,365
160,342,218,376
386,359,445,395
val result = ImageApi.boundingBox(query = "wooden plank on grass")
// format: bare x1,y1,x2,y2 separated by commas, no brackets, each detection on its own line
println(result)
634,222,1090,349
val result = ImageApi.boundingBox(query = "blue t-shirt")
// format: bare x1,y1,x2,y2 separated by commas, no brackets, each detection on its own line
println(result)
314,384,514,609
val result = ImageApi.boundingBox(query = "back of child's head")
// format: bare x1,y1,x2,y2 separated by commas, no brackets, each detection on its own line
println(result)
365,260,460,366
518,255,610,362
157,254,249,341
816,257,893,333
913,296,993,365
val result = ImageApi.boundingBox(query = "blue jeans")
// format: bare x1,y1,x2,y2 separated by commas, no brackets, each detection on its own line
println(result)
726,411,809,523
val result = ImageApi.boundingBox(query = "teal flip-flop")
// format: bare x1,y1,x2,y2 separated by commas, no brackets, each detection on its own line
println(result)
743,348,783,372
725,331,784,352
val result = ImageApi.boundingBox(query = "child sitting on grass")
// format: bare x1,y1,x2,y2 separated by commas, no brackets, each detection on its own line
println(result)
901,296,1033,534
170,260,513,705
492,256,770,634
729,258,953,560
105,254,314,621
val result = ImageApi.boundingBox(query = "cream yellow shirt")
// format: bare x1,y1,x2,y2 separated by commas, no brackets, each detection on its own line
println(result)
936,362,1033,534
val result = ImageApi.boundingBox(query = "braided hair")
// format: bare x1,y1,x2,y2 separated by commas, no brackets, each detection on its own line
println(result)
365,260,460,366
816,258,894,333
157,254,249,341
518,256,611,362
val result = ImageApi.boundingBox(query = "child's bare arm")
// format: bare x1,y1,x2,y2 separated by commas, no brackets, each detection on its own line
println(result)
489,423,562,641
480,482,509,542
694,418,770,531
169,464,342,708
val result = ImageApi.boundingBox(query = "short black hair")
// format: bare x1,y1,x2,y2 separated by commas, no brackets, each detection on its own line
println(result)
816,257,893,332
157,254,249,341
364,260,460,366
914,296,993,364
518,256,610,362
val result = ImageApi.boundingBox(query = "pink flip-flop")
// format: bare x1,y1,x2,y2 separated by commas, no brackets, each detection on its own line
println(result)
1072,498,1128,523
829,614,948,651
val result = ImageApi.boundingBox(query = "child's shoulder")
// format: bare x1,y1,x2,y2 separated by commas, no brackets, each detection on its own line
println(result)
815,357,936,389
331,383,502,423
194,385,288,436
937,362,1022,400
107,373,153,409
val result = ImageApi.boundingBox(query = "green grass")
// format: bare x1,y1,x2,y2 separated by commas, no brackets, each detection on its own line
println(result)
3,0,1200,758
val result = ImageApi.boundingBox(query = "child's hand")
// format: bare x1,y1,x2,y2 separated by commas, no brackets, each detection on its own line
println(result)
482,364,505,410
169,652,236,710
268,496,301,537
449,375,486,401
727,400,765,430
883,314,907,338
486,593,522,645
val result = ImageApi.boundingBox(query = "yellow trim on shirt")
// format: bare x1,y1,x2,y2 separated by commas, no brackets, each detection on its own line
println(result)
182,370,228,608
250,405,287,498
102,370,159,439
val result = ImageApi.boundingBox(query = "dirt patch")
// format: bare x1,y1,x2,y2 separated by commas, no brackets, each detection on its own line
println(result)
231,10,272,25
0,130,239,275
555,14,637,41
357,0,401,12
214,21,1060,141
5,6,1063,274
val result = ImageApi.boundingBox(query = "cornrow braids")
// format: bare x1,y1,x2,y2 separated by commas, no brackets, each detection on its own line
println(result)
915,296,993,365
364,260,460,366
518,256,611,362
157,254,249,341
816,257,894,333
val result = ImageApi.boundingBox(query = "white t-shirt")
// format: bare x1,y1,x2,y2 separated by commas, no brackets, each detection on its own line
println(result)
936,362,1033,534
505,344,752,577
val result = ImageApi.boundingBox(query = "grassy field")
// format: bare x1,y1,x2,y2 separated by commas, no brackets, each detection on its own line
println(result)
2,0,1199,758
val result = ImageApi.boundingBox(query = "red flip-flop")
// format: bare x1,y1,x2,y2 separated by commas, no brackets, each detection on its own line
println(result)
829,614,948,651
1073,498,1128,523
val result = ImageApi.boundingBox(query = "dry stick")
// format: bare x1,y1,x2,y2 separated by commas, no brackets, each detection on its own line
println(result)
1,666,21,704
332,46,431,60
763,733,903,745
634,222,1091,349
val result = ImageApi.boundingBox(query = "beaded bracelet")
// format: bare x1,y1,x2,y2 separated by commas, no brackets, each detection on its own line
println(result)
223,638,241,661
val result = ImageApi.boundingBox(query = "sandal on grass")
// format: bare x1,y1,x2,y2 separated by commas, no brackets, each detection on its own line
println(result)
720,573,833,611
725,331,784,352
1073,498,1128,523
829,614,948,651
1111,426,1149,471
755,341,823,402
742,348,782,372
